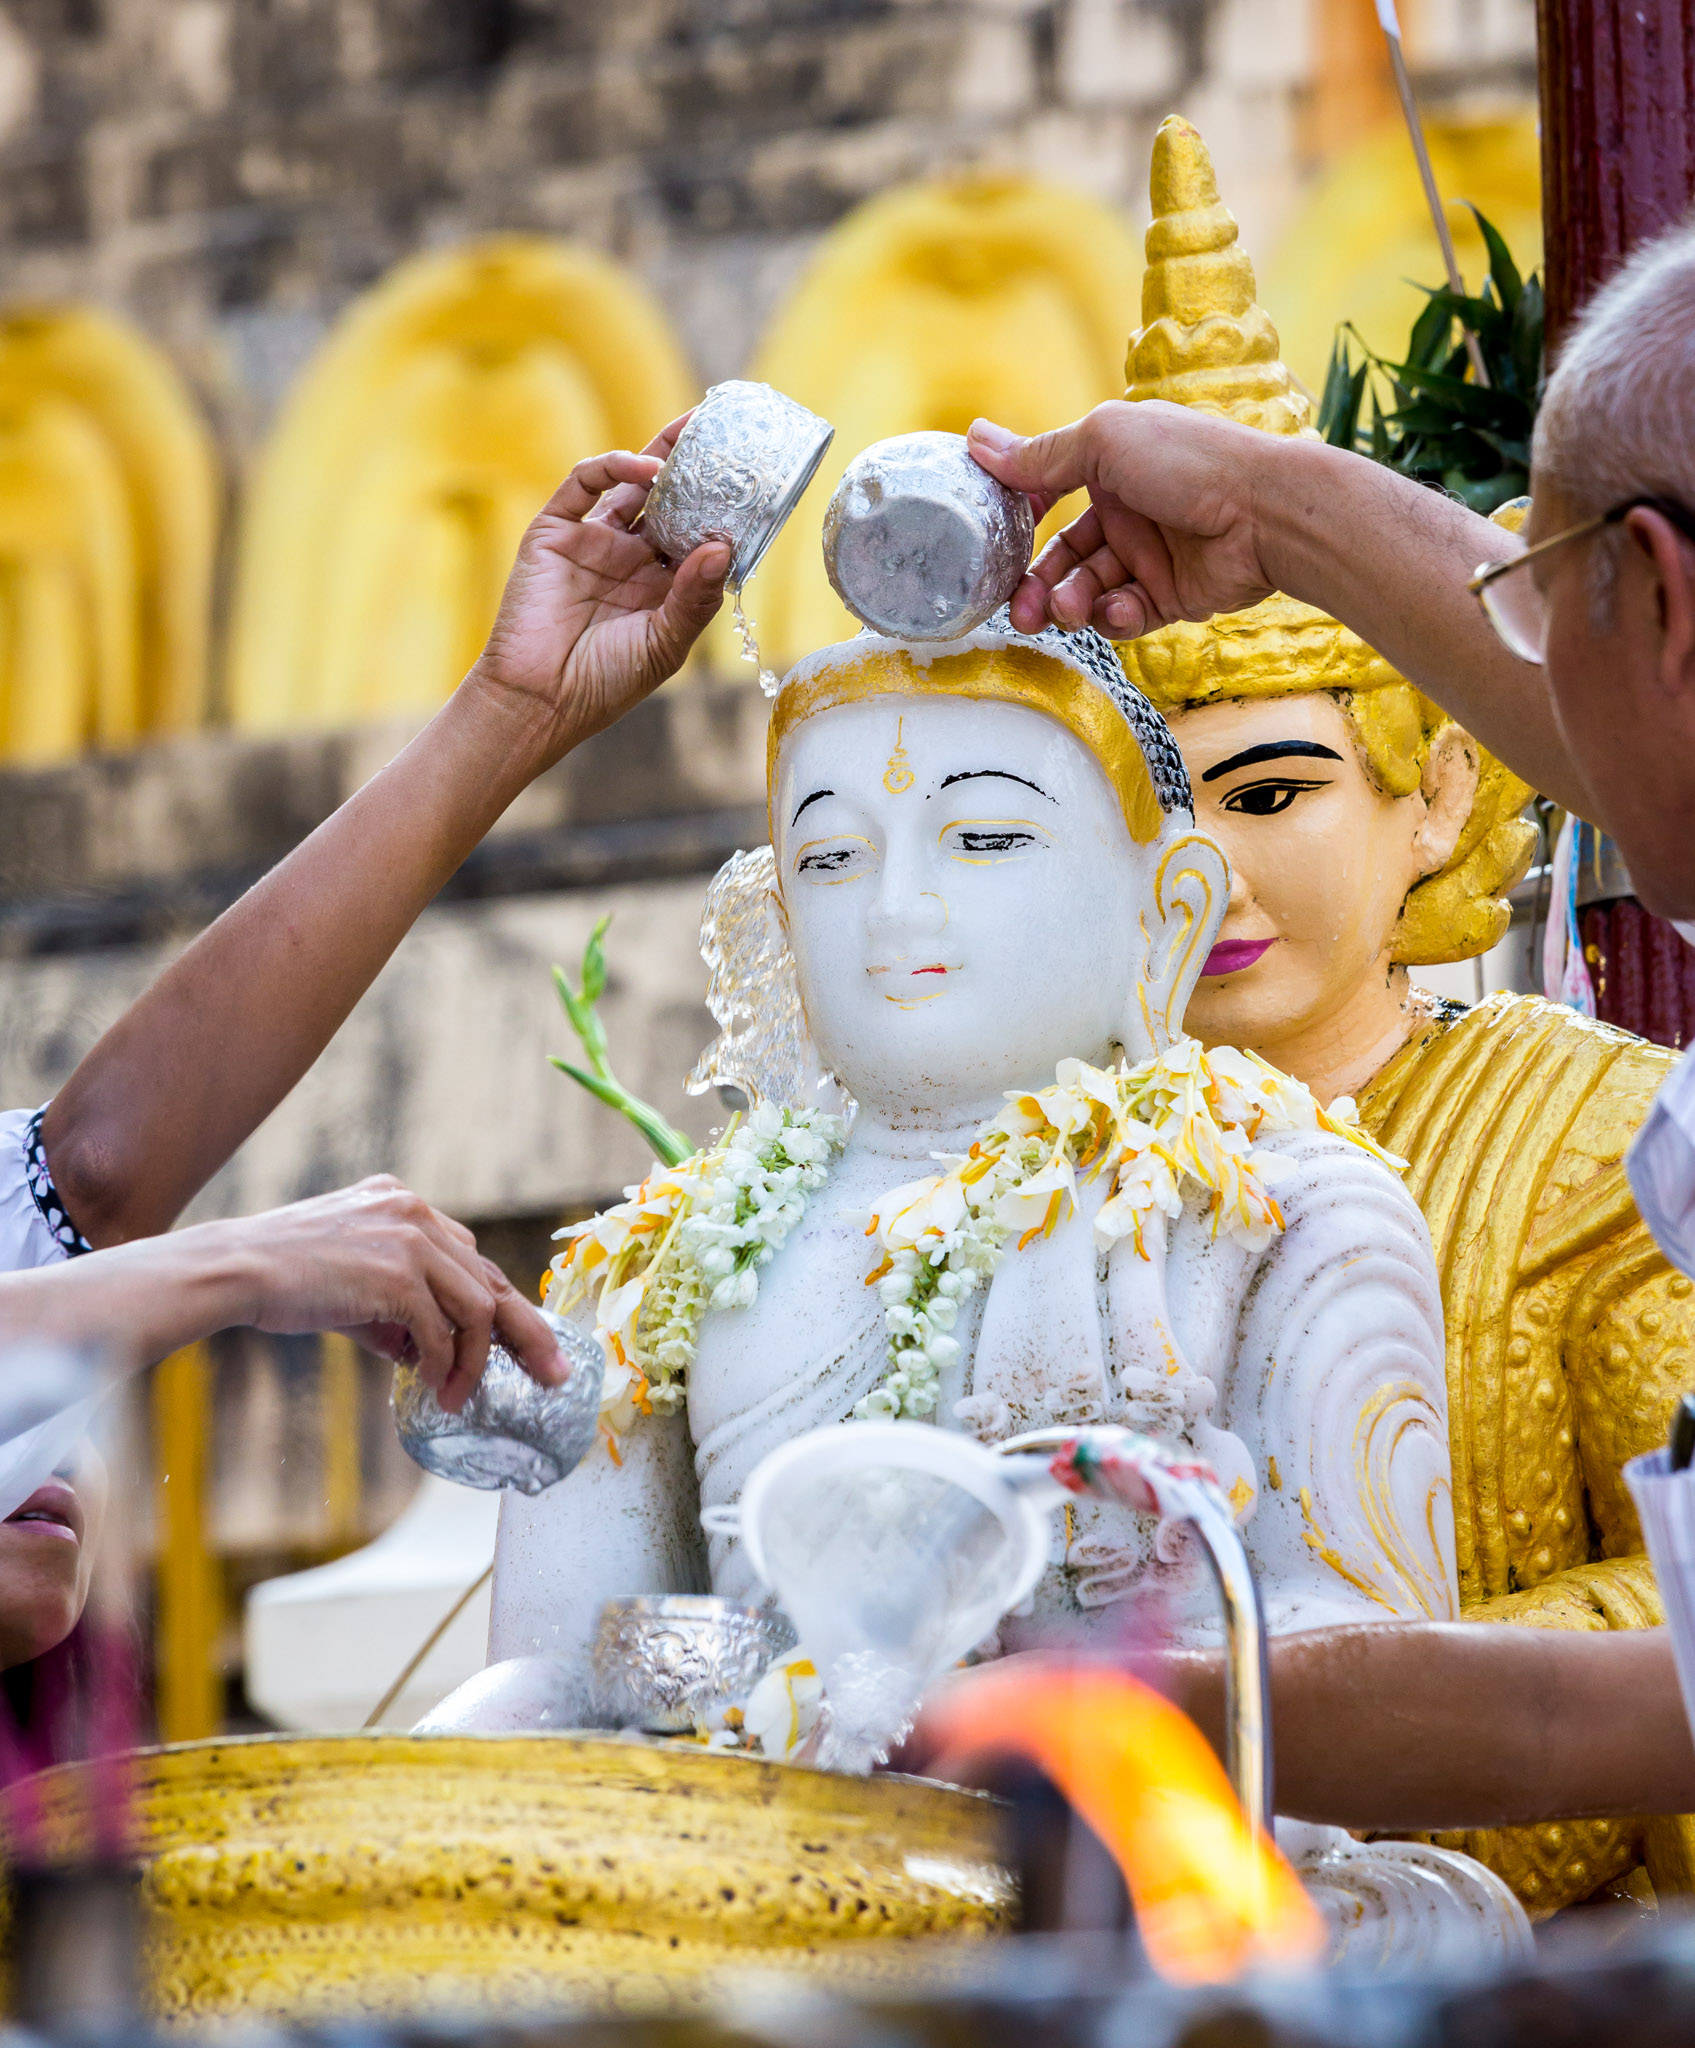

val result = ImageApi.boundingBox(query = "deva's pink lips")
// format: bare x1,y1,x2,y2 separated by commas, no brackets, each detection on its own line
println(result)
1201,937,1277,977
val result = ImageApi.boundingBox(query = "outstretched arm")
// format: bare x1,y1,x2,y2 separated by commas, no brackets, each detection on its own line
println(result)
0,1176,562,1407
41,426,731,1248
965,405,1591,821
910,1624,1695,1832
1166,1621,1695,1830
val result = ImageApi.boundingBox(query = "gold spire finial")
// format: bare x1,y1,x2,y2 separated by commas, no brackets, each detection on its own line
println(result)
1126,116,1312,436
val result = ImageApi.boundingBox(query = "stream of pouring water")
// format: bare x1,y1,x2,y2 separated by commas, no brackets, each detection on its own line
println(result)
731,584,779,697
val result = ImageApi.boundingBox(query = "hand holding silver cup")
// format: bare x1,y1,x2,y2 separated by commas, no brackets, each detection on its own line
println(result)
640,380,835,589
392,1310,604,1495
822,430,1036,640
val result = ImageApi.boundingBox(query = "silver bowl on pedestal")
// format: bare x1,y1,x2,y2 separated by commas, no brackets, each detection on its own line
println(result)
391,1311,604,1495
640,380,835,588
590,1594,796,1733
822,429,1036,639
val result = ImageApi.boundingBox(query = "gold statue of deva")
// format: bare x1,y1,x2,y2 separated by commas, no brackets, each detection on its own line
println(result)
1117,116,1695,1916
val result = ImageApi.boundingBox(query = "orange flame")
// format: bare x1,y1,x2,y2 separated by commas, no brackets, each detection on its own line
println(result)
922,1661,1324,1984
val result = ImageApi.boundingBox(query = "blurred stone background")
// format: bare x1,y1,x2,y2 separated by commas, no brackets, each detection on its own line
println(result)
0,0,1539,1731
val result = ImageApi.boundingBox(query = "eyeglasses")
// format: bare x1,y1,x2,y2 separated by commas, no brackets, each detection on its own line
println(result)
1468,494,1695,663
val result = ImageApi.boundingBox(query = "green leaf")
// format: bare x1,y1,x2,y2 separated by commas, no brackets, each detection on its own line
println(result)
1472,425,1531,467
1422,289,1510,358
552,963,590,1041
1511,275,1545,408
1318,334,1354,445
551,960,609,1072
1380,360,1515,425
1464,204,1523,315
1447,471,1526,514
1406,292,1453,371
547,1059,695,1168
581,915,610,1004
1317,335,1369,450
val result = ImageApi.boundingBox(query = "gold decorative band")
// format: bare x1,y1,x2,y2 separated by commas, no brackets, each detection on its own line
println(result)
767,646,1163,845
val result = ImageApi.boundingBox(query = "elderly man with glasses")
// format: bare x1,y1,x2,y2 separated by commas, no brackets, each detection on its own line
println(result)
958,222,1695,1844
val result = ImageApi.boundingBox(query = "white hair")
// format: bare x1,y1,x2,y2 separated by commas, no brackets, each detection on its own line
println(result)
1535,218,1695,517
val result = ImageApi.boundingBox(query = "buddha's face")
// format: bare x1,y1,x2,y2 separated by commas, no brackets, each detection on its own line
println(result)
1166,693,1473,1084
774,695,1156,1123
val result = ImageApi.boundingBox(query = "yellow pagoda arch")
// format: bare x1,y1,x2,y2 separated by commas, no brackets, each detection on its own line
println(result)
228,237,696,731
0,307,217,765
734,173,1143,670
1263,110,1542,398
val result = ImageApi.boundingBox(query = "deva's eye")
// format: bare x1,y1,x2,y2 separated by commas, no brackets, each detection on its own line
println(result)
942,821,1050,862
794,836,875,881
1219,778,1329,818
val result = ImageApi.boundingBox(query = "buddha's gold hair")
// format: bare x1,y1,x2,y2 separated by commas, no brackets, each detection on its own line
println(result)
1117,118,1535,965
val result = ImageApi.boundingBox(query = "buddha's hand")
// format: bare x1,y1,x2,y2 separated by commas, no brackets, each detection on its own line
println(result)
966,405,1283,641
199,1176,567,1412
468,412,733,765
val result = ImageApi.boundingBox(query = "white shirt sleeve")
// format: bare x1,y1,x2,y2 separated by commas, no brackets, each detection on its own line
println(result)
0,1105,82,1275
1628,1045,1695,1278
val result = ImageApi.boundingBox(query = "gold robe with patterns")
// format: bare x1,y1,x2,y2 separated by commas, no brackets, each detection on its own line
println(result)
1359,990,1695,1915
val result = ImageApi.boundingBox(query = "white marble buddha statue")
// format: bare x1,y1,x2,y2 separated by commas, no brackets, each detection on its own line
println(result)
488,615,1459,1699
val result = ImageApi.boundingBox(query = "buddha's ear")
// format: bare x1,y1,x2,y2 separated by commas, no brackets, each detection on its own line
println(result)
1137,823,1230,1053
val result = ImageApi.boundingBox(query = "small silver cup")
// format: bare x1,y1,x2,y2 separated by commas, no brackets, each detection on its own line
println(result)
822,430,1036,640
641,380,835,587
590,1594,795,1733
391,1311,604,1495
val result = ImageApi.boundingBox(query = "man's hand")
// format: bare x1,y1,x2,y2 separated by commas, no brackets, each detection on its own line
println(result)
967,403,1292,639
470,413,733,762
217,1177,564,1412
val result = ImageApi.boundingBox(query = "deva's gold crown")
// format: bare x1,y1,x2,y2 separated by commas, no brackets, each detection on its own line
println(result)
1126,115,1313,437
1115,116,1534,966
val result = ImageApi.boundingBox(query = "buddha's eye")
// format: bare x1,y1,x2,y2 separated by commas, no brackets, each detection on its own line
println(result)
941,820,1050,863
1219,778,1329,818
794,836,875,882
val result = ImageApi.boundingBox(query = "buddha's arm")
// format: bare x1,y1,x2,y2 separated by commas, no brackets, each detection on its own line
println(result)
1163,1623,1695,1831
968,411,1588,819
487,1415,707,1716
1232,1133,1456,1627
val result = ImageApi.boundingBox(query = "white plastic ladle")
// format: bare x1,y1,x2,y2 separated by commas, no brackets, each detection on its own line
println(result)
705,1419,1271,1827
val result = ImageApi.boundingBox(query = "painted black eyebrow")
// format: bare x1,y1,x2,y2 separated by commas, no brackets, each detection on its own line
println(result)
937,768,1055,803
1200,740,1345,783
791,788,835,825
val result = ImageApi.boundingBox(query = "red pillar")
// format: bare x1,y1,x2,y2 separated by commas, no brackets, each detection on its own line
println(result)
1538,1,1695,1044
1538,0,1695,349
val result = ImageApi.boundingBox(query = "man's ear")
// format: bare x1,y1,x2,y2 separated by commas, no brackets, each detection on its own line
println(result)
1412,725,1479,879
1625,505,1695,702
1139,825,1230,1052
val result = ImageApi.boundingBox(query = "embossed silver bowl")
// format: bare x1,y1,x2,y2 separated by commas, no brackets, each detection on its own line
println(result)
641,380,835,587
391,1311,604,1495
822,429,1036,639
590,1594,796,1734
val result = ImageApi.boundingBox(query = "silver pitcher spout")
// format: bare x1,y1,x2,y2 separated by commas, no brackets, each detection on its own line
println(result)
995,1426,1273,1845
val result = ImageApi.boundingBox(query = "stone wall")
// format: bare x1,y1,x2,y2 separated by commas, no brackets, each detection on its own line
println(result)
0,0,1536,472
0,679,769,1224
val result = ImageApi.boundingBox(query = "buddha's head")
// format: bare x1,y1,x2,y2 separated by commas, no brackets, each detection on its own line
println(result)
700,614,1227,1128
1114,119,1536,1085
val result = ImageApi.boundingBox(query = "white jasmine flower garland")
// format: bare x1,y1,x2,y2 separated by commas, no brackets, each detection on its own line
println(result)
547,1104,847,1442
854,1040,1405,1422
